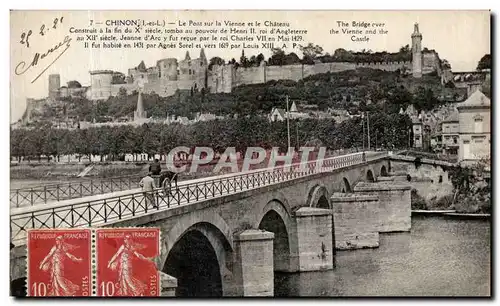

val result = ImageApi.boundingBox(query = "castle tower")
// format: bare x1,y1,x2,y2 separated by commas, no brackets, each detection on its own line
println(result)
200,48,207,66
134,90,147,121
48,74,60,99
411,23,423,78
23,98,35,123
185,51,191,61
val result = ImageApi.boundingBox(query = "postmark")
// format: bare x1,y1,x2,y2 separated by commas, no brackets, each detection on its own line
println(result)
27,229,92,297
96,228,161,297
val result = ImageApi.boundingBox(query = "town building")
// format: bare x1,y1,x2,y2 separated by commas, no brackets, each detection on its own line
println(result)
412,116,423,148
439,110,460,155
269,101,311,122
456,90,491,164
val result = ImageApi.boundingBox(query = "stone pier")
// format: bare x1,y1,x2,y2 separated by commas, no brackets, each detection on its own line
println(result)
354,182,412,232
160,272,178,296
330,193,380,250
233,230,274,296
293,207,333,271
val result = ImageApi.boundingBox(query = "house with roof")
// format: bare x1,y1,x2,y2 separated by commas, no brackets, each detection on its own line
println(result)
269,101,311,122
270,108,286,122
456,90,491,164
440,109,460,155
411,115,424,148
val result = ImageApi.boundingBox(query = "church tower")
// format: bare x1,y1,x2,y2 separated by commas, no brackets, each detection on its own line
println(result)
411,23,423,78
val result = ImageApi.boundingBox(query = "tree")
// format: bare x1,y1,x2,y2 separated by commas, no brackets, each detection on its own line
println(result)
268,48,286,66
229,58,239,68
399,44,410,53
412,86,438,112
239,49,249,68
256,53,265,66
208,56,225,71
441,59,451,70
118,87,127,98
299,43,324,64
476,54,491,71
248,55,257,67
482,73,491,98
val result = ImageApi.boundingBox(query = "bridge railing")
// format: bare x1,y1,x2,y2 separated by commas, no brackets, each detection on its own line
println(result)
10,175,142,207
10,151,387,243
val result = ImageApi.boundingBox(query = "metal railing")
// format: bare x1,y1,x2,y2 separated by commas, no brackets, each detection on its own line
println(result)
10,151,388,242
10,175,142,207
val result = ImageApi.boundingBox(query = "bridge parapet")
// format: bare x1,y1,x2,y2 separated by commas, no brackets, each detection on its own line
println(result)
390,154,456,167
10,174,141,207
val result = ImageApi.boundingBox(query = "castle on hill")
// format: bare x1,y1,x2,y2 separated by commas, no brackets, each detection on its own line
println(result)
46,23,447,102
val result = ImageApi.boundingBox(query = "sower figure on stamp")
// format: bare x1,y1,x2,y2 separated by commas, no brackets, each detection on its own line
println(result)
39,236,83,296
140,172,157,208
107,234,156,296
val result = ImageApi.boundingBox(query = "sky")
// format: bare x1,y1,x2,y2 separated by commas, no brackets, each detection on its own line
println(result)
10,10,491,123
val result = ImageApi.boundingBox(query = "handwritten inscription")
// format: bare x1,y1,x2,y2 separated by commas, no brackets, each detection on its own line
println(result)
15,15,70,83
20,16,64,48
15,35,72,83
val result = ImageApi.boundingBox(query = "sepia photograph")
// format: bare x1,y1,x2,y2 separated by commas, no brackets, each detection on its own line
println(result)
9,10,491,297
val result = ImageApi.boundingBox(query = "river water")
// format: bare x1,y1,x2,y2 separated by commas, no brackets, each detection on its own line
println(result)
275,215,491,297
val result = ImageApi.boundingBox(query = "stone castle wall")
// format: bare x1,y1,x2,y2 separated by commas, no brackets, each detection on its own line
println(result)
211,60,414,94
74,53,438,100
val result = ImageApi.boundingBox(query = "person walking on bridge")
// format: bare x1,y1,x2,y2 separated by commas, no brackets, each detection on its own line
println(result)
149,158,161,175
140,172,157,209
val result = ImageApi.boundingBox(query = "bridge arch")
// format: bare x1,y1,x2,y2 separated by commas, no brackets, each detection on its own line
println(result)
381,165,388,177
366,169,375,182
10,277,26,297
341,177,352,193
162,210,233,297
257,200,294,272
307,184,331,209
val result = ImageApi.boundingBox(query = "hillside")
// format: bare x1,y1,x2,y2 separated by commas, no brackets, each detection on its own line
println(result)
23,68,466,124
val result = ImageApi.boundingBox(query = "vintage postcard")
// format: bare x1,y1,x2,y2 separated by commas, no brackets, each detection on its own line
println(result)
10,10,491,297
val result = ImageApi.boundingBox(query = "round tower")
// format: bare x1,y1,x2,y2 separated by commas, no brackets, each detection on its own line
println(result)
89,70,114,100
411,23,423,78
157,58,178,80
48,74,60,99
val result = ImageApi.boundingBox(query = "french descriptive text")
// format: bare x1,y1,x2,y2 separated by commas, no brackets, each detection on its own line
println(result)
69,19,309,50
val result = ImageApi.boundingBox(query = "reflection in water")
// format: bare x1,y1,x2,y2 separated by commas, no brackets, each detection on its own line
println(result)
275,215,490,297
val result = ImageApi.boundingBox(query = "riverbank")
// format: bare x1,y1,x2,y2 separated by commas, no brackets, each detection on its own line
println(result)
412,210,491,219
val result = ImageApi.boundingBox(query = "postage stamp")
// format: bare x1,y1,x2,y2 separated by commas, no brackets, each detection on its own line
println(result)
95,228,161,297
27,229,92,297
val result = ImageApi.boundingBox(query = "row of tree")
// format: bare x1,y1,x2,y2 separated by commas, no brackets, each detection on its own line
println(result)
11,112,412,162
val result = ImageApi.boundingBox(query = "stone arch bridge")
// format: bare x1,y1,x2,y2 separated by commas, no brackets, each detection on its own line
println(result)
11,151,436,297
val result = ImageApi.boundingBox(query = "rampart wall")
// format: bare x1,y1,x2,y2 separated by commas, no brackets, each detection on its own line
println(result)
87,58,438,100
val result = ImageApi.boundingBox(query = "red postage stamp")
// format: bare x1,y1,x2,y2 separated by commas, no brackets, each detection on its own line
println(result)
27,229,92,297
96,228,160,297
